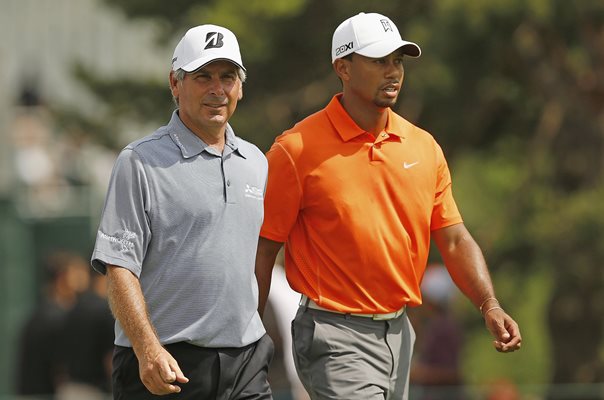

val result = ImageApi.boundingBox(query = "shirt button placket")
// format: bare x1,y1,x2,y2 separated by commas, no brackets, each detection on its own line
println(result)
222,157,236,204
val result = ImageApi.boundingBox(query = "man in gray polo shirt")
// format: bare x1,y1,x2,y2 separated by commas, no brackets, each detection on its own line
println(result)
91,24,272,399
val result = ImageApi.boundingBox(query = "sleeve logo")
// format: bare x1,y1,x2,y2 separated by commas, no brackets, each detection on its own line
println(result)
99,229,137,252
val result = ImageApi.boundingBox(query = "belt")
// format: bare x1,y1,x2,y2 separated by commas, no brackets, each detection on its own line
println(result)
299,295,406,321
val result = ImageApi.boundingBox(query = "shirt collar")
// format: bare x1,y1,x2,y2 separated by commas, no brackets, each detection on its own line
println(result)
167,111,246,159
325,94,408,141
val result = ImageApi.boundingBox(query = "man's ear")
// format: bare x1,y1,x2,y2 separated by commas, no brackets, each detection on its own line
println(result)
333,59,351,82
169,71,179,98
238,80,243,100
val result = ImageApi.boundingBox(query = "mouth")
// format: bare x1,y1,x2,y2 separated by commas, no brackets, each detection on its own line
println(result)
203,96,228,109
204,103,227,109
381,83,400,97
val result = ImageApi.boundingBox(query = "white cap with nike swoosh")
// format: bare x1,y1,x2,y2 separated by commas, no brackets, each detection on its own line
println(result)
332,12,421,63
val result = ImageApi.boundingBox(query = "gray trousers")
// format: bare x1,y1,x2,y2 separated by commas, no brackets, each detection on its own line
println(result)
291,306,415,400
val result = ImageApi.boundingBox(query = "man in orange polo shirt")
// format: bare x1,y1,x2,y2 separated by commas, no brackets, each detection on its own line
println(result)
256,12,522,400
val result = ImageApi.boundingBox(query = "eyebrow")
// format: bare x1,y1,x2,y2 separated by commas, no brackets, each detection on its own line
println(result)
193,67,238,76
190,69,211,76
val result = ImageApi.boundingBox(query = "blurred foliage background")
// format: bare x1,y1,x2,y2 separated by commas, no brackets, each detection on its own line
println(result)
1,0,603,398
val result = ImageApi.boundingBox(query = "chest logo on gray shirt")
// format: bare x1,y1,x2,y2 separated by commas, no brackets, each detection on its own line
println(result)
244,184,263,200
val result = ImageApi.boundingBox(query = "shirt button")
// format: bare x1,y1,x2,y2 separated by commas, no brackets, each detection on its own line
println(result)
381,133,387,137
226,180,231,187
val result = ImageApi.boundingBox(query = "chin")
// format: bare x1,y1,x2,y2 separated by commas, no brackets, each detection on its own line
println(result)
207,116,227,124
374,99,397,108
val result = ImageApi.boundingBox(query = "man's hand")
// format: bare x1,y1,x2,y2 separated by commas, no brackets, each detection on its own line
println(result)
137,345,189,395
106,266,189,394
484,308,522,353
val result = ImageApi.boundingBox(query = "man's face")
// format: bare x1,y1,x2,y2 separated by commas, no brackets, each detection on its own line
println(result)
340,49,406,109
170,60,243,135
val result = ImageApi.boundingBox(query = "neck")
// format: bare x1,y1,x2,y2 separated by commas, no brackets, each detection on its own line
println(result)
178,111,227,152
195,128,226,153
339,94,389,136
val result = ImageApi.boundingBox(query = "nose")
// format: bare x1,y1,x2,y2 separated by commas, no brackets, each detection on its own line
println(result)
384,60,402,79
208,77,225,96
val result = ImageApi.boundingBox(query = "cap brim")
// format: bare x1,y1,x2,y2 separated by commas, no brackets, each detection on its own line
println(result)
179,57,246,72
356,39,421,59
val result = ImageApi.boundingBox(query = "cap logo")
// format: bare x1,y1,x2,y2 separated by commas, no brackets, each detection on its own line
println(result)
380,19,393,32
204,32,224,50
335,41,353,56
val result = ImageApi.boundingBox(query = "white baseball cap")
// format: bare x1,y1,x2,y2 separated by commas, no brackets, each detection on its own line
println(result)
172,24,245,72
332,12,421,63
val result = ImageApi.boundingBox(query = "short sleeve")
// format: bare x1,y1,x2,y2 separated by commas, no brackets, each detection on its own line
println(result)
91,148,152,276
430,143,463,230
260,142,302,242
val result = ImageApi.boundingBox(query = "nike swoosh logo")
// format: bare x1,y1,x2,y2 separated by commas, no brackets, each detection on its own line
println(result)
403,161,419,169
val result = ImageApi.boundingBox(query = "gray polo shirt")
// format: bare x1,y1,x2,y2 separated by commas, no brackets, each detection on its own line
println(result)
91,111,267,348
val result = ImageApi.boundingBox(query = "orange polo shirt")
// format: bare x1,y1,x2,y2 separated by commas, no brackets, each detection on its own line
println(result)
261,94,463,313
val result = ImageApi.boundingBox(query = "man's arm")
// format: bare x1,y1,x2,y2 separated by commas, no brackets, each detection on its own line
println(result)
106,265,188,395
255,237,284,317
431,223,522,353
